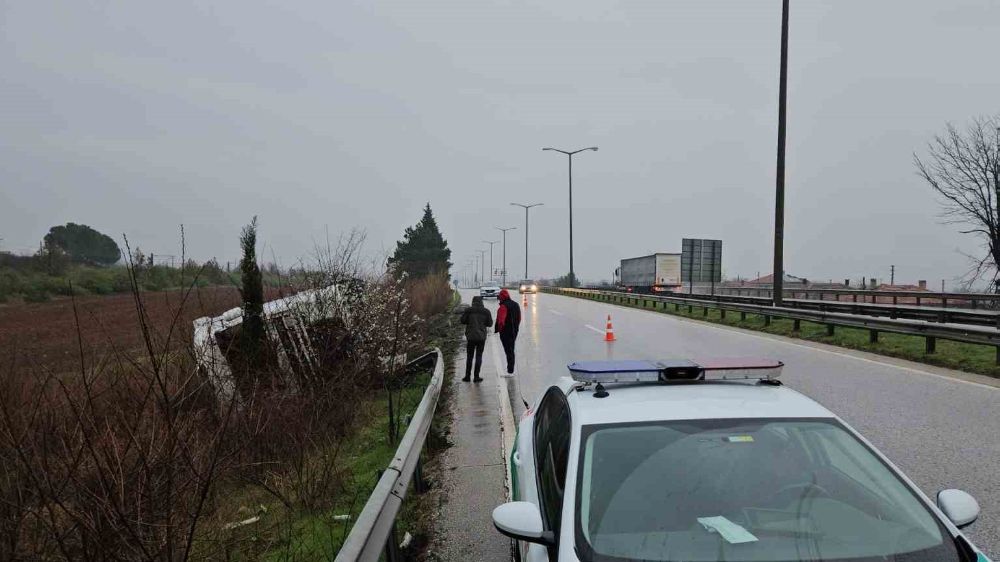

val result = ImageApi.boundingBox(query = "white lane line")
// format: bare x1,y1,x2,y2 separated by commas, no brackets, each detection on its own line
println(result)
549,309,565,316
585,324,604,334
602,298,1000,391
490,335,516,498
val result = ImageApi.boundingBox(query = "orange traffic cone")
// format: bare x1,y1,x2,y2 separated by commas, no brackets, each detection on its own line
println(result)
604,314,616,342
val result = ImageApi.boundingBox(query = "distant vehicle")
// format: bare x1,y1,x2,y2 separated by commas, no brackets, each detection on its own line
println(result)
494,358,987,562
519,280,538,294
480,285,501,299
619,253,681,293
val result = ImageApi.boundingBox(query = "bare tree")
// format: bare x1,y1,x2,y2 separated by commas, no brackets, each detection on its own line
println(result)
915,116,1000,290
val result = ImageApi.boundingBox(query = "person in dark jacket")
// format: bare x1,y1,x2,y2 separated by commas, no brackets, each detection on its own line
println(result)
494,289,521,374
460,296,493,382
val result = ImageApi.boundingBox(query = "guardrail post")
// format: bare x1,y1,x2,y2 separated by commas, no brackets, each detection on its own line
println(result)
675,303,680,311
925,336,936,354
916,296,922,306
892,295,898,306
943,297,948,308
687,305,693,314
853,294,857,303
792,319,800,332
703,306,709,317
996,346,999,366
764,315,771,327
869,329,878,344
826,324,835,336
740,311,747,321
404,414,428,494
384,522,402,562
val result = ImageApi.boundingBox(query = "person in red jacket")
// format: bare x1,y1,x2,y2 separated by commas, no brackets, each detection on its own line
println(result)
494,289,521,375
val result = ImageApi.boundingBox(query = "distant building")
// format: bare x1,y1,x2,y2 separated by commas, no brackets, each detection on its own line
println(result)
725,273,808,289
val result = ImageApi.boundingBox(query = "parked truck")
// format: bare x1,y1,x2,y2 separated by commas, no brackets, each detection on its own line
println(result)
618,253,682,293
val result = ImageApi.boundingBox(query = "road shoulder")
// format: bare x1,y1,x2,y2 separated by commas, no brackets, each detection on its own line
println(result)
425,342,511,561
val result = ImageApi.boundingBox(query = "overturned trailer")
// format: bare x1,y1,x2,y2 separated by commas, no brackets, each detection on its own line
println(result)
192,285,345,403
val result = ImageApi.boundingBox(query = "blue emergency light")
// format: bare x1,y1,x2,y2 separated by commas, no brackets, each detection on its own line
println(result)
567,358,784,384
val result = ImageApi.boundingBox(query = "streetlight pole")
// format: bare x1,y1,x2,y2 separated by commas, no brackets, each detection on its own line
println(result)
478,249,487,285
543,146,598,287
772,0,789,307
483,240,498,284
496,227,516,286
510,202,543,279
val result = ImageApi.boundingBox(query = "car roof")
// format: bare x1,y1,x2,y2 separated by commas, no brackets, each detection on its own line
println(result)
564,379,837,427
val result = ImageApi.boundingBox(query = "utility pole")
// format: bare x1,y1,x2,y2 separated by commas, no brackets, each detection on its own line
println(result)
483,240,498,284
496,227,516,287
510,202,543,279
543,146,598,287
478,249,487,286
890,265,895,286
772,0,790,307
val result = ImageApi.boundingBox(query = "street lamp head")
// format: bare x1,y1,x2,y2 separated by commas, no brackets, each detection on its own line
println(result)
586,146,599,152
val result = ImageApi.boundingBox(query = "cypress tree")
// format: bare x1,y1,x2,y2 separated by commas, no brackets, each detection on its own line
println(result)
239,217,265,368
388,203,452,278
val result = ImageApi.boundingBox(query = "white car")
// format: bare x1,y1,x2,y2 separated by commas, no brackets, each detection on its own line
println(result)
480,285,502,299
494,359,989,562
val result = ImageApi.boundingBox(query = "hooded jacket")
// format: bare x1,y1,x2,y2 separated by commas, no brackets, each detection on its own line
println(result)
460,296,493,343
494,289,521,338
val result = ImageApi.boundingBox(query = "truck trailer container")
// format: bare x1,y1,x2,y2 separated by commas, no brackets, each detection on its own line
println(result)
619,253,681,292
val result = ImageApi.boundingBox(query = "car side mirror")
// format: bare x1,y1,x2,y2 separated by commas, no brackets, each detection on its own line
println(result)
492,502,554,546
937,489,980,528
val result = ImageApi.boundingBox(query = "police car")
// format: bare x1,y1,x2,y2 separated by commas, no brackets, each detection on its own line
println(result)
493,359,989,562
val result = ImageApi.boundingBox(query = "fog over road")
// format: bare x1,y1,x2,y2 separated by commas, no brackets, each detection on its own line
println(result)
462,289,1000,557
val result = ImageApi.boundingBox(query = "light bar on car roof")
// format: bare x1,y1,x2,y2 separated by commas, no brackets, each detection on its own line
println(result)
566,358,784,383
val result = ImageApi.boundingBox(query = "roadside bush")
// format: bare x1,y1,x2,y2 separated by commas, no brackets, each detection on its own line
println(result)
407,272,453,320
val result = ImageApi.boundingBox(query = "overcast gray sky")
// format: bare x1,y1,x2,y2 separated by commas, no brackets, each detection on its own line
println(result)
2,1,998,286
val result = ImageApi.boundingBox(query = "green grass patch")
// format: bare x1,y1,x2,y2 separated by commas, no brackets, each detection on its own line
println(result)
266,381,428,561
206,379,432,562
579,293,1000,378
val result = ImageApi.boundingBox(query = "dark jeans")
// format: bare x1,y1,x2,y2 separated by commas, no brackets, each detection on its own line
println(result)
465,340,485,377
499,333,516,374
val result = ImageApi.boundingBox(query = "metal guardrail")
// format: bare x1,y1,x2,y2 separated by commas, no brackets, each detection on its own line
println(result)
550,288,1000,364
713,286,1000,309
637,291,1000,327
335,348,445,562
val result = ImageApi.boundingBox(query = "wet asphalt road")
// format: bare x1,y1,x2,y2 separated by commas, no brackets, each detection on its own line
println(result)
463,289,1000,557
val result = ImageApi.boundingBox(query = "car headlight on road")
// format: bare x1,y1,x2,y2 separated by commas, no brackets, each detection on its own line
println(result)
531,285,537,291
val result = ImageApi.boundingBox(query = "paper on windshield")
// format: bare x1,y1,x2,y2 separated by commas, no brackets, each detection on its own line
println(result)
697,516,759,544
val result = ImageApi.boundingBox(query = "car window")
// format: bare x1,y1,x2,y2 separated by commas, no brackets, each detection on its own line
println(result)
534,387,572,539
575,418,959,562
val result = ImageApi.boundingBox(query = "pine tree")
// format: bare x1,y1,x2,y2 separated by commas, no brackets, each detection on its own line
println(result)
388,203,452,278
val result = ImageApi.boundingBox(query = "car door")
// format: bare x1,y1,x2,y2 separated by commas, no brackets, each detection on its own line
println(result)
528,386,571,560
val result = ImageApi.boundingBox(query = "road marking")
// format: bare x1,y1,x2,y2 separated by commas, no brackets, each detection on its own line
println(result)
490,336,516,498
594,297,1000,391
549,309,564,316
585,324,604,334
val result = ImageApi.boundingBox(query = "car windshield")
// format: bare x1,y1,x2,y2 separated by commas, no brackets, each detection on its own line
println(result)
576,418,960,562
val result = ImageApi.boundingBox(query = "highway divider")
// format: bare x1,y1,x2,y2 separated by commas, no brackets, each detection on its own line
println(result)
714,286,1000,310
335,348,444,562
545,287,1000,365
643,291,1000,327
